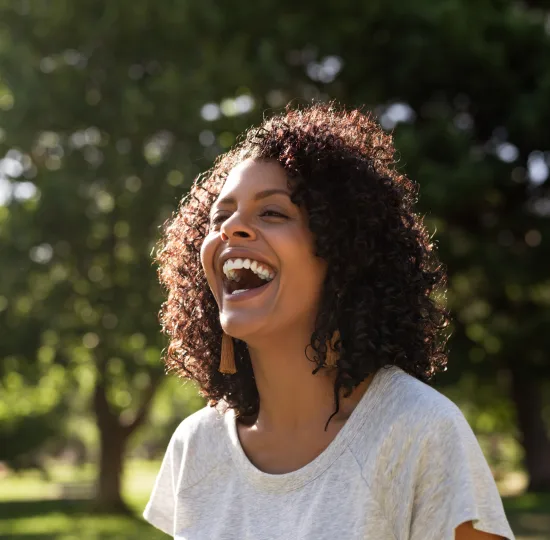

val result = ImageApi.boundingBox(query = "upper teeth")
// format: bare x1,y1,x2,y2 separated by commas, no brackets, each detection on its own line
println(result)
222,258,276,282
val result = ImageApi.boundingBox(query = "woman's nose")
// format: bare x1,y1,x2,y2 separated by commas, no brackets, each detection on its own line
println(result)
220,213,255,241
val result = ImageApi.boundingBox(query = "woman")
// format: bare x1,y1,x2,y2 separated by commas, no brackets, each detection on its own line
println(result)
144,103,515,539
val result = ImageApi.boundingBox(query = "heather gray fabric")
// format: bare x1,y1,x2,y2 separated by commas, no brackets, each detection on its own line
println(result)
143,365,515,539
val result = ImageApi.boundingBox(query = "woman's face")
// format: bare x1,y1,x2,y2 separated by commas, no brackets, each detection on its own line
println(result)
200,158,327,342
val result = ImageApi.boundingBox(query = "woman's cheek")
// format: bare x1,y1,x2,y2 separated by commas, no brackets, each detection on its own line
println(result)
200,234,216,280
200,233,223,300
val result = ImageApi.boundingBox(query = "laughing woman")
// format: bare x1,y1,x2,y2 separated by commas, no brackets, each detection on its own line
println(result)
144,103,515,540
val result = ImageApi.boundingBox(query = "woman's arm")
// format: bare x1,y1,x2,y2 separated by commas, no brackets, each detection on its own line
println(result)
455,520,505,539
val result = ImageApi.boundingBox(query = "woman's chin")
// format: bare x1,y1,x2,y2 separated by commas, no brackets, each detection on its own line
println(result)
220,315,264,342
219,277,280,335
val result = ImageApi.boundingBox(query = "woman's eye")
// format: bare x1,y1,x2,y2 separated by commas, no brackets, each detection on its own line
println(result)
211,215,227,225
261,210,287,218
210,210,287,228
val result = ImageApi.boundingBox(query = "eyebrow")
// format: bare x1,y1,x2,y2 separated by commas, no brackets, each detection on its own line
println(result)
210,189,292,215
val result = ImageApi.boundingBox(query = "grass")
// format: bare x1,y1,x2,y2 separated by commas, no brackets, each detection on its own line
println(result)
0,461,549,539
502,493,550,540
0,500,168,540
0,460,168,539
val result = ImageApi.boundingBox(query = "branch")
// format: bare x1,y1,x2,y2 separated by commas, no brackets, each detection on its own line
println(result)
121,373,163,437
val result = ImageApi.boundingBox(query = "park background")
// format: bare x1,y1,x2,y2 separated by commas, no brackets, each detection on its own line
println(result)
0,1,549,538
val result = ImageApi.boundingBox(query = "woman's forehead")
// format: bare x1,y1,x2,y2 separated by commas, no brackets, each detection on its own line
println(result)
217,159,290,200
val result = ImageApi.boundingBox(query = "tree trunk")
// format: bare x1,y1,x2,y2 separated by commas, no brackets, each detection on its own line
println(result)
95,421,129,513
92,366,161,513
509,368,550,492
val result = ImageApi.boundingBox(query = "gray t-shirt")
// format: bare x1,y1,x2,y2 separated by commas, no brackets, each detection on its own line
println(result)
143,365,515,539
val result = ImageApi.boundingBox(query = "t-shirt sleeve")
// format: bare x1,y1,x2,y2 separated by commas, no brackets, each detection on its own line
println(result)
409,410,515,540
143,427,184,537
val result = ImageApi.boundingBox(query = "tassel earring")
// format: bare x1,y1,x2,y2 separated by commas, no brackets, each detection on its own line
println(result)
326,330,341,367
219,332,237,374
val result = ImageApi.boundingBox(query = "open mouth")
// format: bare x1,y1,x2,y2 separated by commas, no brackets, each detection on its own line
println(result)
224,277,274,300
221,258,277,298
223,268,274,296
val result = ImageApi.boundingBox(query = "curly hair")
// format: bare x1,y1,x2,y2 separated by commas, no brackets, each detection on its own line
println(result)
156,101,451,430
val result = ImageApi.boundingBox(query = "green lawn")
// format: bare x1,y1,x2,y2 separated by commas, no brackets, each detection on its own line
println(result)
0,460,168,540
0,461,549,539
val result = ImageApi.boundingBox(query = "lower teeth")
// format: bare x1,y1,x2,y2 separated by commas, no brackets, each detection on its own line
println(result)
231,289,249,295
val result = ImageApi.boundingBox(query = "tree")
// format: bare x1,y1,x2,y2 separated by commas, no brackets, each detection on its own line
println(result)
0,0,548,509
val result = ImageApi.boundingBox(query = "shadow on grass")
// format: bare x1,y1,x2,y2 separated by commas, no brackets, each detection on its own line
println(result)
1,499,87,519
0,499,168,540
0,498,142,520
2,494,549,540
503,493,550,539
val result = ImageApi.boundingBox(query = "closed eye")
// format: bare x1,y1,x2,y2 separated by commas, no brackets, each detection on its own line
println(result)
261,210,287,218
210,210,287,226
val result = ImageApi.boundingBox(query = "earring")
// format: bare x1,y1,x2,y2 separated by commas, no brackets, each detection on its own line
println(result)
326,330,341,367
219,332,237,374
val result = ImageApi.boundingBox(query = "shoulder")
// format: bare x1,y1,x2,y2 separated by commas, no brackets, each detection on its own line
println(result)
171,401,226,442
166,402,229,490
386,369,478,449
384,366,464,420
350,366,474,467
351,369,514,539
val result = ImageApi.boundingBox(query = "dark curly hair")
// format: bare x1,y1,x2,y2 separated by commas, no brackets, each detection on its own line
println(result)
156,102,451,430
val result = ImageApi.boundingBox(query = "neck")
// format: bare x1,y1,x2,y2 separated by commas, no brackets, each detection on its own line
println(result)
243,327,373,434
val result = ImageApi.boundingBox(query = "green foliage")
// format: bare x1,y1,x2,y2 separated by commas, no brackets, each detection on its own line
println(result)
128,376,206,459
0,0,549,490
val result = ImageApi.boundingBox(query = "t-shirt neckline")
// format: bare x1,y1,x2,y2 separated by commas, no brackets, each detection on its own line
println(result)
223,364,402,493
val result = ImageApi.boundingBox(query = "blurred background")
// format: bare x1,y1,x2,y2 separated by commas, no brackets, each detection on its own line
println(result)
0,1,549,538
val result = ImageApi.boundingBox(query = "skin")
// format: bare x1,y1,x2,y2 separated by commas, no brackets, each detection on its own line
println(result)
200,158,374,469
455,521,505,540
